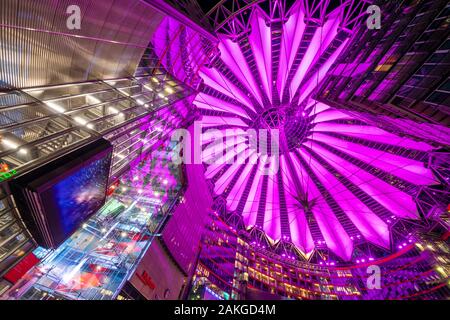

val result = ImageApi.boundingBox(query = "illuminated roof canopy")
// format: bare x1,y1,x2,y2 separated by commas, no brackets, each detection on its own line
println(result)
194,0,438,261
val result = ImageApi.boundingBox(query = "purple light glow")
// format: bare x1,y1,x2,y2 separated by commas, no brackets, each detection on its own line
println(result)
248,9,273,103
290,10,341,101
277,3,305,96
192,1,438,261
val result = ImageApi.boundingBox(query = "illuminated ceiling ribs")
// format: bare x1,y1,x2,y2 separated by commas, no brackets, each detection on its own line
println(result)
193,0,440,262
203,0,368,37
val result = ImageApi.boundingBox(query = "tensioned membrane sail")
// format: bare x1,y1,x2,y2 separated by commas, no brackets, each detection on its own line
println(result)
193,3,437,261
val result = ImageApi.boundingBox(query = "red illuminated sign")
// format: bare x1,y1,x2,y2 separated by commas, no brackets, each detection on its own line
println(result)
3,253,40,284
136,270,156,289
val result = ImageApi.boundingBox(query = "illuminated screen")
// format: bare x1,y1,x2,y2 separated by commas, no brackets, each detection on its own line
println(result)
41,154,111,237
11,138,112,248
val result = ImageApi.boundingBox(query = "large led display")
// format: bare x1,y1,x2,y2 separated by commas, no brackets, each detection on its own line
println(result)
41,153,111,238
11,138,112,248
